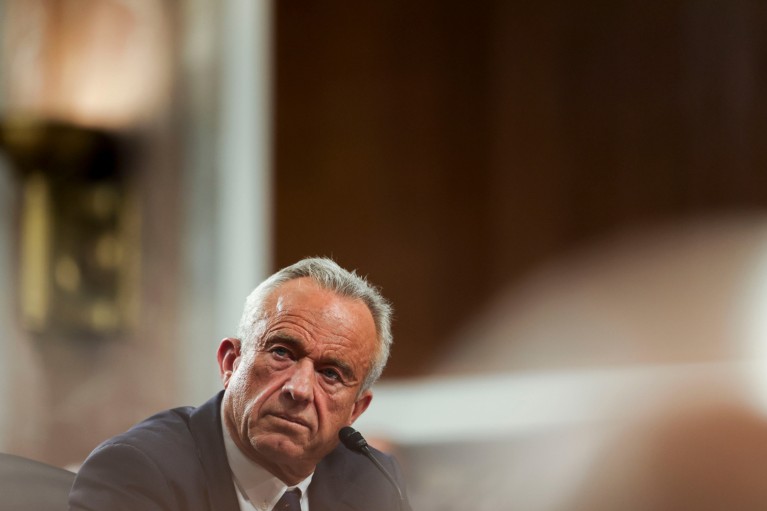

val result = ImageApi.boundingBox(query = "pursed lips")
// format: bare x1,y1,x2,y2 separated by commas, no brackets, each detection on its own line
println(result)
270,413,311,429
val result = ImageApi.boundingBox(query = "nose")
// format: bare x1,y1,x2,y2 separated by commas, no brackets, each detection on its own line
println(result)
282,359,314,403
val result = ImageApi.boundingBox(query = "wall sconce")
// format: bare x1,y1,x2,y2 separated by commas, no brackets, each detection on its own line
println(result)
0,0,171,339
0,119,139,338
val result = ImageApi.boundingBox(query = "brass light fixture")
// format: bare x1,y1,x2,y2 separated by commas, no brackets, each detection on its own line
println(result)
0,0,171,339
0,119,139,338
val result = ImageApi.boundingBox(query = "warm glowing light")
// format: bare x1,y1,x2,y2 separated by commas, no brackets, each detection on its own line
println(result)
1,0,172,128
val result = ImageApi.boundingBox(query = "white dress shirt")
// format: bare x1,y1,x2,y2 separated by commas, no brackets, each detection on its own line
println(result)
221,408,313,511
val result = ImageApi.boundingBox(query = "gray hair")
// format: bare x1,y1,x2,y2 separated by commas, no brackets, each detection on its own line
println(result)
236,257,393,391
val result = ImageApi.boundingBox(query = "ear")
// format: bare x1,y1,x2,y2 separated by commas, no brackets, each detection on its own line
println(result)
348,389,373,424
217,337,242,388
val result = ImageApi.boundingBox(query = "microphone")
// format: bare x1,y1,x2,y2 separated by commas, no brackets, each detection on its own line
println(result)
338,426,405,509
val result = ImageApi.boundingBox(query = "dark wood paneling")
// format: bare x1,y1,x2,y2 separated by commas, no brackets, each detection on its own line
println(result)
274,0,767,378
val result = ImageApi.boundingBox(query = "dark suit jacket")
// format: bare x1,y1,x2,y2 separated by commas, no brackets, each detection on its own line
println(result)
69,392,410,511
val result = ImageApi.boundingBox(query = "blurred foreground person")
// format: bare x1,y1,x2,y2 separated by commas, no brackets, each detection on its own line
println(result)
568,402,767,511
69,258,410,511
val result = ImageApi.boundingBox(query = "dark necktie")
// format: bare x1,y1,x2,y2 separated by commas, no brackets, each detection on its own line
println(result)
274,488,302,511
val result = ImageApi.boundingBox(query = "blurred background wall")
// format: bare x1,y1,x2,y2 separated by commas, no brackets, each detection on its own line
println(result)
2,1,767,509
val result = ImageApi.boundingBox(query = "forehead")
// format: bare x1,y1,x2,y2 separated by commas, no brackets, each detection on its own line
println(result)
261,277,378,357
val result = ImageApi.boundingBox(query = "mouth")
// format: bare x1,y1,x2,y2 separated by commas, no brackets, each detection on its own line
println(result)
270,413,311,429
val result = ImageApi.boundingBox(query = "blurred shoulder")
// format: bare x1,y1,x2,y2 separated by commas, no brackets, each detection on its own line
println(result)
98,405,198,454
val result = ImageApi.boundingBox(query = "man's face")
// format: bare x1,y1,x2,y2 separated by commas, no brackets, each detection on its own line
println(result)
218,278,377,484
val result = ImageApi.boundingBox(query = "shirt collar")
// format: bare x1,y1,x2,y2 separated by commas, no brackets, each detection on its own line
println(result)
221,402,313,510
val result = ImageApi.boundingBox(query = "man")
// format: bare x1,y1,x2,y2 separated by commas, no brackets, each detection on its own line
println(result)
69,258,410,511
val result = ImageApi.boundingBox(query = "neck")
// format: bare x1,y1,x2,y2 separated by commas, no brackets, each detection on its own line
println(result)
265,463,312,487
222,414,315,486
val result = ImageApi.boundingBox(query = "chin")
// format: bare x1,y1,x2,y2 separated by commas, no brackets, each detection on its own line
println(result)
254,434,309,461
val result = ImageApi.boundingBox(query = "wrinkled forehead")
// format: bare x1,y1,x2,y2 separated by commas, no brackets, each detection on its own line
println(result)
261,277,343,315
258,277,378,351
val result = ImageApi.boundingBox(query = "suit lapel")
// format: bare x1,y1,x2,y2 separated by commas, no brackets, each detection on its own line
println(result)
309,444,405,511
189,391,240,511
309,445,371,511
308,460,357,511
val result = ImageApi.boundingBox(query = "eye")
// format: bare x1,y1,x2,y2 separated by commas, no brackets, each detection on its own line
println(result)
270,346,292,360
319,368,342,382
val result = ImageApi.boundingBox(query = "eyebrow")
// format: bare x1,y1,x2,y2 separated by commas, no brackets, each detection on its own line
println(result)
264,334,357,382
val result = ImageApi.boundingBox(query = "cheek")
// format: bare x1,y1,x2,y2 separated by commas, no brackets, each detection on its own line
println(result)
226,376,252,421
317,393,358,427
234,366,287,412
227,367,256,400
228,370,266,414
